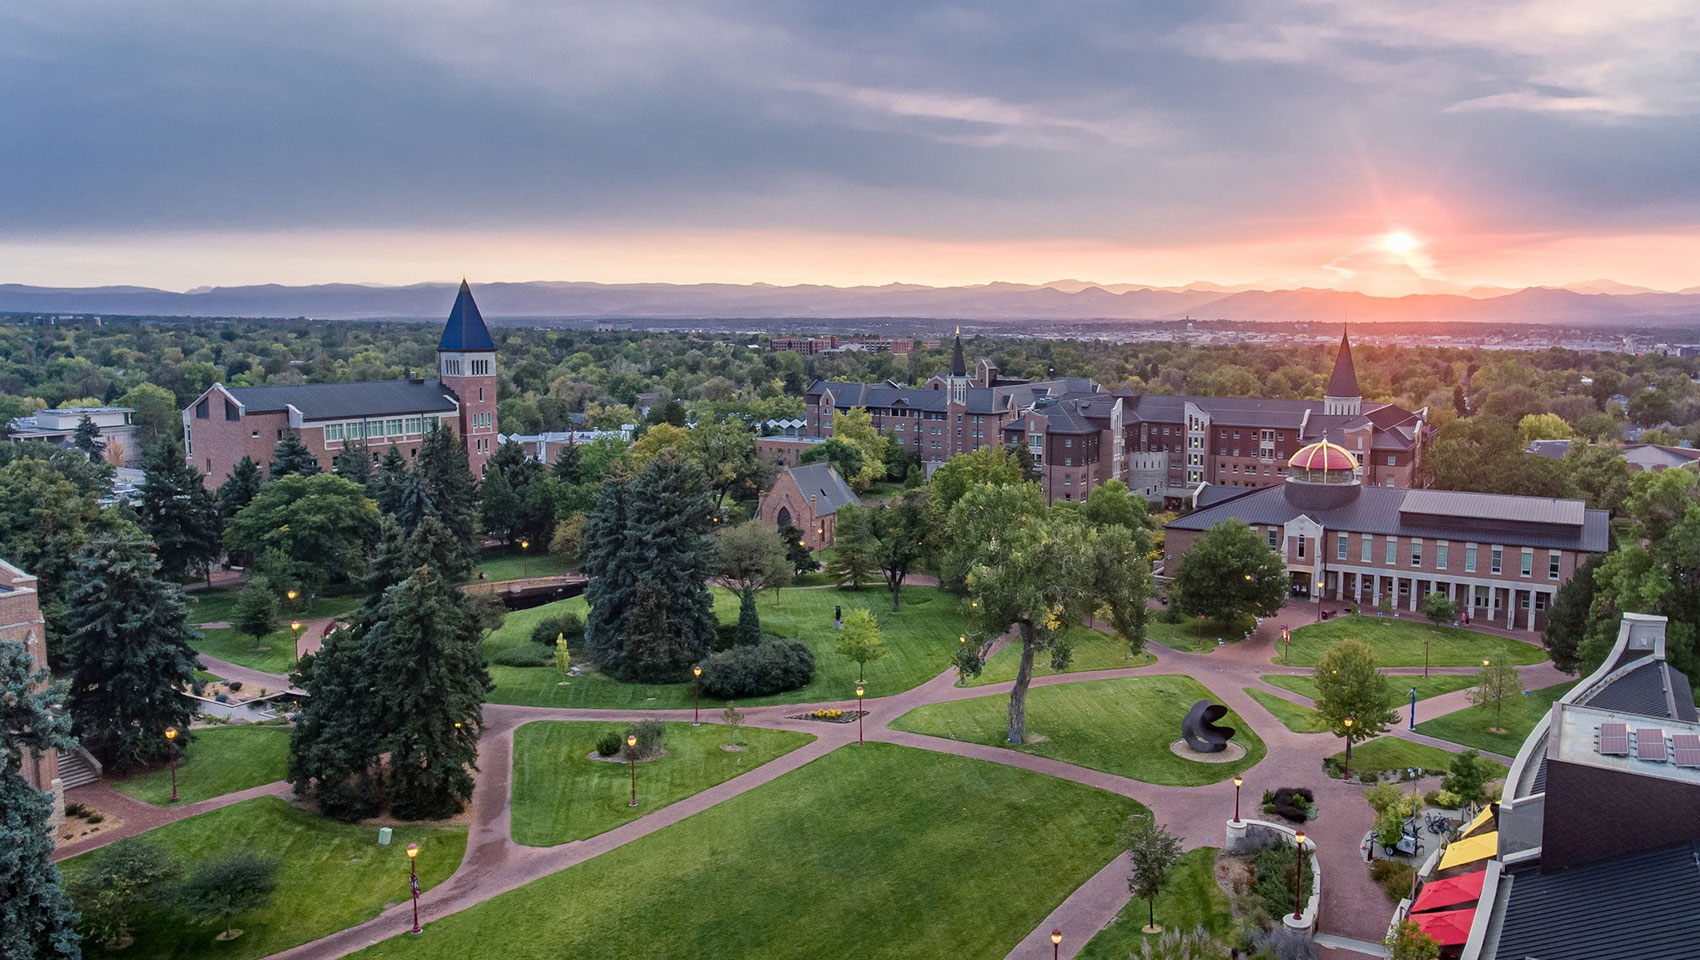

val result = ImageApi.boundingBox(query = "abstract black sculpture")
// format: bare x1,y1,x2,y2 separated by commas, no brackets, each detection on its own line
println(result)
1182,699,1236,753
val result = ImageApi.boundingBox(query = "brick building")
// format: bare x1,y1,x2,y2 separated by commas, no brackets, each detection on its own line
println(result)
1,558,64,827
1164,440,1609,631
183,281,499,481
756,462,858,550
803,328,1431,505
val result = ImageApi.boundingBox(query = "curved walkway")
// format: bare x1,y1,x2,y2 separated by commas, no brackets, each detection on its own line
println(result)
114,599,1559,960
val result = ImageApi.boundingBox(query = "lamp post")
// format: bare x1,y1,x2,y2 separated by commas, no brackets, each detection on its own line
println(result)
1233,775,1243,823
626,733,639,807
1409,686,1418,730
692,665,703,726
1292,832,1306,920
1051,928,1061,960
1281,626,1290,664
1315,579,1325,622
520,539,529,578
406,843,421,934
1342,717,1353,779
855,684,865,746
164,726,179,802
1423,635,1431,678
290,620,301,665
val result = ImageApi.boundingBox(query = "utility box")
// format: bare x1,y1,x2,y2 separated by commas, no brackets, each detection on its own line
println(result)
378,827,393,846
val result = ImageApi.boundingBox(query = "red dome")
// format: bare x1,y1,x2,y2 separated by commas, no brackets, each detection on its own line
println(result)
1288,440,1358,472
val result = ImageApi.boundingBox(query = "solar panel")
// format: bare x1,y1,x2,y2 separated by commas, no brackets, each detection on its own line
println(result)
1599,722,1630,756
1636,729,1666,762
1672,733,1700,768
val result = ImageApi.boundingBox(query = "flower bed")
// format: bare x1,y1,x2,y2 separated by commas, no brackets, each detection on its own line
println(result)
787,708,866,724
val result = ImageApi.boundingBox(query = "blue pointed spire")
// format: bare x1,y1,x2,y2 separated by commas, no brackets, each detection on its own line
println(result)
439,279,495,352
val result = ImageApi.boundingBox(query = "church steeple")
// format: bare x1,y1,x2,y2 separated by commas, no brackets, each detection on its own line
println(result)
950,326,967,377
439,279,495,352
1324,325,1362,416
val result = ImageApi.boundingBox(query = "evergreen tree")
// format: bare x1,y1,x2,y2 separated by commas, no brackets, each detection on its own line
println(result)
393,473,434,534
72,416,102,461
366,568,492,820
825,504,876,589
267,432,321,478
736,585,762,646
62,533,199,772
0,641,82,960
778,524,819,575
478,467,525,546
287,626,385,821
137,434,221,582
1542,554,1598,674
416,423,477,570
551,440,581,484
332,441,374,490
232,576,279,648
215,456,264,521
372,445,410,517
581,467,635,667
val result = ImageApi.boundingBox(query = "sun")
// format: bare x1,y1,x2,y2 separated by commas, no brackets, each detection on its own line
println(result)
1383,231,1418,255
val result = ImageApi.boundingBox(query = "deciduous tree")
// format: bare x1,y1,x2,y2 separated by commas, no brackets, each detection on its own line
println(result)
866,491,930,612
181,854,278,942
1118,814,1182,934
715,521,792,599
835,608,886,681
1468,659,1520,734
1420,591,1456,628
225,473,378,611
1172,519,1287,626
1311,639,1398,752
69,839,181,951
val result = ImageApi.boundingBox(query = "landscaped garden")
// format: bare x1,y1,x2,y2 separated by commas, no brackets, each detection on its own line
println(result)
891,675,1263,785
967,625,1157,685
1076,847,1232,957
1277,616,1546,667
1415,681,1577,756
1325,736,1510,779
186,590,362,674
1146,613,1259,653
112,724,290,806
1261,673,1479,709
59,797,466,960
482,585,966,708
509,720,814,845
346,744,1139,960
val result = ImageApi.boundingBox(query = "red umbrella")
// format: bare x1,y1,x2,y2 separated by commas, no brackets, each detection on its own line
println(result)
1412,871,1485,913
1413,907,1476,946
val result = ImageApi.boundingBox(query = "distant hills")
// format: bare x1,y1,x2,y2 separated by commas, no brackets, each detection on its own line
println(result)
4,278,1700,327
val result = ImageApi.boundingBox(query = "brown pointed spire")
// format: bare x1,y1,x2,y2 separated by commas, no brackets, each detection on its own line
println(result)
1325,325,1359,398
950,326,966,377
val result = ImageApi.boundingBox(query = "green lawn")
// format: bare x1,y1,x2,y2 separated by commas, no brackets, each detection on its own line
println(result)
112,725,290,806
1327,737,1509,778
1261,673,1479,710
1146,614,1259,653
349,744,1139,960
1245,688,1328,734
60,797,466,960
510,721,815,846
891,675,1264,786
469,548,576,583
484,584,968,708
186,588,361,626
968,625,1158,686
1077,848,1232,957
1279,616,1546,667
189,594,362,674
1415,681,1577,756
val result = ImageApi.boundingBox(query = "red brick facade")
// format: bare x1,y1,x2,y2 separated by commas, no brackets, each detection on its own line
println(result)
1,558,63,826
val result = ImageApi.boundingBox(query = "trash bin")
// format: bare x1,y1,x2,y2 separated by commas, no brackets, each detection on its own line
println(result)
378,827,393,846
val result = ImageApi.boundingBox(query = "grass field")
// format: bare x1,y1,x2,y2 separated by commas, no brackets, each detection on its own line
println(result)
1279,616,1546,667
349,744,1139,960
1261,673,1479,709
1327,737,1509,778
188,593,362,674
509,721,814,846
968,625,1158,686
484,585,967,708
1244,688,1328,734
112,725,290,806
1076,848,1232,957
60,797,466,960
891,675,1263,786
1145,613,1260,653
469,548,576,583
1415,681,1577,756
186,588,361,626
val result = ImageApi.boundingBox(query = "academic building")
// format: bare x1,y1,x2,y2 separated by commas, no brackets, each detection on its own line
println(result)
1,558,64,827
1164,441,1609,631
803,328,1431,504
183,281,499,482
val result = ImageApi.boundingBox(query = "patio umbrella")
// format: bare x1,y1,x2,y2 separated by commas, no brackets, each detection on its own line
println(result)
1438,832,1497,871
1412,870,1485,913
1413,906,1475,946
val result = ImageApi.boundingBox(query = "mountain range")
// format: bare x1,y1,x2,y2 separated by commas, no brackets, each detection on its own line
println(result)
5,278,1700,326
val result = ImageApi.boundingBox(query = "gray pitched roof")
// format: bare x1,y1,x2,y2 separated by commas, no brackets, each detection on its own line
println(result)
1492,841,1700,960
1325,328,1360,397
785,462,858,516
226,380,460,421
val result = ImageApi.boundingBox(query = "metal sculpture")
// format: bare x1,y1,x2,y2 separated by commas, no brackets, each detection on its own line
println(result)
1182,699,1236,753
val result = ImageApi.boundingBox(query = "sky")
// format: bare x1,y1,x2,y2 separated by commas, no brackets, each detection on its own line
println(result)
4,0,1700,294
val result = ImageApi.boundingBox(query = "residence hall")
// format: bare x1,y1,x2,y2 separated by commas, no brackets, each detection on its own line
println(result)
182,281,500,482
803,328,1431,505
1164,440,1609,632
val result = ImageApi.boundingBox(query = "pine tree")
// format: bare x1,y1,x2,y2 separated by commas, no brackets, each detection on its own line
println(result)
366,568,492,820
581,467,635,670
287,626,385,821
332,441,373,490
552,440,581,484
268,432,321,478
778,524,819,575
616,453,718,680
478,468,525,546
736,585,762,646
215,456,264,521
372,445,410,517
0,642,82,960
137,434,222,582
73,415,102,461
825,504,876,590
416,423,477,570
62,533,199,772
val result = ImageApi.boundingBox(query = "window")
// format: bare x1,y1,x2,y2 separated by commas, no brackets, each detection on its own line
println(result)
1465,544,1478,573
325,423,344,443
1337,535,1348,560
1491,547,1503,575
1535,593,1549,611
387,419,402,435
1297,534,1306,560
195,399,209,419
1385,538,1396,565
1361,534,1372,563
405,417,423,433
1436,542,1449,570
1268,528,1279,550
1521,550,1533,578
478,387,485,402
1387,455,1396,466
1064,438,1073,448
224,399,240,421
1411,540,1422,567
1549,552,1562,580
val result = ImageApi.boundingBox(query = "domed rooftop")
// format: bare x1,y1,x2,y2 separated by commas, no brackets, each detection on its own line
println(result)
1289,440,1358,473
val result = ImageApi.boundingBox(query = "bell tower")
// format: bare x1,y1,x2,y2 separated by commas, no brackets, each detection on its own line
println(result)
438,280,498,475
1323,326,1362,417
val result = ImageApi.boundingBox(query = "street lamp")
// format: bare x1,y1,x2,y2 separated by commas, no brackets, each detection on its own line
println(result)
520,539,530,578
1409,686,1418,730
856,684,865,746
290,620,302,665
1342,717,1354,779
1423,635,1430,678
1315,579,1325,622
627,733,639,807
692,665,703,726
406,843,421,934
1281,626,1291,664
1233,775,1243,824
164,726,179,802
1051,928,1062,960
1292,832,1306,920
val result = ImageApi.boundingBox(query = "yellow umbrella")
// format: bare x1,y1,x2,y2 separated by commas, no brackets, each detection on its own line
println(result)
1459,806,1495,839
1439,832,1498,871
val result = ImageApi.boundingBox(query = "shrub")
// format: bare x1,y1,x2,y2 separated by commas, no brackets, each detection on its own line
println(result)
1360,770,1380,784
227,680,243,692
1264,786,1315,823
1248,840,1315,933
1250,924,1317,960
1424,789,1461,809
1371,859,1415,903
713,621,740,652
594,731,623,757
530,613,584,648
491,643,555,668
1321,755,1344,779
625,719,666,759
86,813,105,824
698,638,816,699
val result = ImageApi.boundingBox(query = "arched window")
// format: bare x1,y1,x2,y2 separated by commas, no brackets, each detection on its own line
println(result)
776,506,792,528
